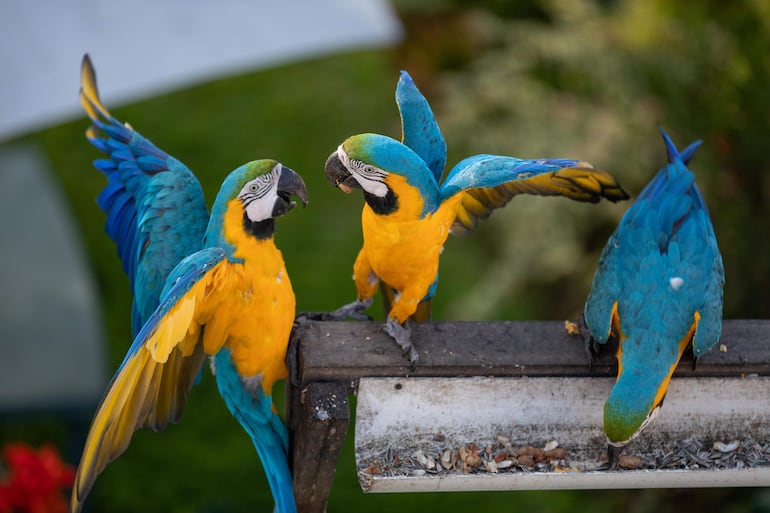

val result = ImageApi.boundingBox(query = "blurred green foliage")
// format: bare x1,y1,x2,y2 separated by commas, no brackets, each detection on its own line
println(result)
3,0,770,511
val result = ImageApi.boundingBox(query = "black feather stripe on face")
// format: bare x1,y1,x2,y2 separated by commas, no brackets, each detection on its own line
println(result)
364,188,398,215
242,214,275,240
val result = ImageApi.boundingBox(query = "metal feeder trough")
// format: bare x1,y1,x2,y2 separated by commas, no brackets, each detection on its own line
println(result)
355,376,770,492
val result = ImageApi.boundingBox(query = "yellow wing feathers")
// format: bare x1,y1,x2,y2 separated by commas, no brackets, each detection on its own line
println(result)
452,166,627,235
79,55,112,124
452,186,516,235
73,340,205,512
73,253,294,513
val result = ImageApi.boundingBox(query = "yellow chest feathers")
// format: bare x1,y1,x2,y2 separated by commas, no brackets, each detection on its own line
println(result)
360,191,462,292
208,198,295,385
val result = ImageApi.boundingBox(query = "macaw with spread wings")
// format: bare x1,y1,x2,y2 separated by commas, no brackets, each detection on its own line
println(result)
72,55,306,513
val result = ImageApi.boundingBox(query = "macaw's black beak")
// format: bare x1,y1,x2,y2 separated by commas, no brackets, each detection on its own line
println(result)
606,443,625,471
325,151,360,193
273,166,308,217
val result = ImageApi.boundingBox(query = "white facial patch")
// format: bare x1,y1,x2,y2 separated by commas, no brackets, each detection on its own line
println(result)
338,145,389,197
239,163,281,222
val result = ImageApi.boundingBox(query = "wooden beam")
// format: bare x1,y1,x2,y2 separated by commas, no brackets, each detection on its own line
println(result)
294,319,770,384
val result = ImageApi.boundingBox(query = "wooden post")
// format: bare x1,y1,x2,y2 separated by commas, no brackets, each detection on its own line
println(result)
288,380,350,513
287,324,351,513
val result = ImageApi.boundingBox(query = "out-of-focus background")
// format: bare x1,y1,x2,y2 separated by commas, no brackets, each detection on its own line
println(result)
1,0,769,511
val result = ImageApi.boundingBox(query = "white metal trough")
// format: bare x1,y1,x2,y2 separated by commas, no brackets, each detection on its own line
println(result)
354,376,770,492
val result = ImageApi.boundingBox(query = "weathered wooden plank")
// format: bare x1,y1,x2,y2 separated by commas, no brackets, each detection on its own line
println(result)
288,381,350,513
295,319,770,384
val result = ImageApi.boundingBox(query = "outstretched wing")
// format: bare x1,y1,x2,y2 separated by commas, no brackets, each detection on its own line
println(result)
80,54,209,334
396,71,447,184
71,248,230,513
439,154,629,235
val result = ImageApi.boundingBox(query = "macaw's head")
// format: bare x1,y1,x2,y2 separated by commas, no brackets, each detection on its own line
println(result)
211,160,307,242
603,366,666,447
324,133,439,217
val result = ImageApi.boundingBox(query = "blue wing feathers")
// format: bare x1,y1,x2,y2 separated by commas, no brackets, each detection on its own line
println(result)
86,122,209,334
82,61,209,333
396,70,447,184
98,180,140,280
136,155,168,173
439,155,582,200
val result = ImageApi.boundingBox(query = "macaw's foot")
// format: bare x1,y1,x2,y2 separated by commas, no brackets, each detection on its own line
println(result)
384,318,419,369
596,443,625,471
297,298,374,322
578,315,599,370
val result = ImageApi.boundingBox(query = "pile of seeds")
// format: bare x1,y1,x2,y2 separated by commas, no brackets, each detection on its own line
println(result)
359,435,578,479
646,438,770,470
358,436,770,479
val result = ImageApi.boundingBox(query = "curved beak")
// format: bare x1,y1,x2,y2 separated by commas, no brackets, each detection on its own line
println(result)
272,166,308,217
325,151,359,193
606,443,625,470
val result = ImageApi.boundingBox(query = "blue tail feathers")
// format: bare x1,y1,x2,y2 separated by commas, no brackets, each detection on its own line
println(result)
659,126,702,165
213,349,296,513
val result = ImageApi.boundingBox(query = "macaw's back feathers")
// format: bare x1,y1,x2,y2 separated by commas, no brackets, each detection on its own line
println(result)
440,155,629,235
396,70,447,183
583,128,724,447
80,54,209,334
585,130,723,353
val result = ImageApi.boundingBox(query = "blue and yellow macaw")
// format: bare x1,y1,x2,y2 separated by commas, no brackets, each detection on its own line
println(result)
583,128,724,469
321,71,629,365
72,55,306,513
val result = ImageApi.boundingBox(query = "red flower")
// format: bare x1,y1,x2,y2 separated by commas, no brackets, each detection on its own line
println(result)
0,443,75,513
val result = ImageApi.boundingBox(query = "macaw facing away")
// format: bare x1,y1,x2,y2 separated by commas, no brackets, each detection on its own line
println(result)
317,71,629,365
72,55,307,513
583,128,724,469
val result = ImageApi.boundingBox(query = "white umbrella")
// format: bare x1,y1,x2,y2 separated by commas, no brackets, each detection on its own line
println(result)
0,0,403,141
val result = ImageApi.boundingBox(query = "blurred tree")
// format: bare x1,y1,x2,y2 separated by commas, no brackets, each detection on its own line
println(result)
5,1,770,512
395,0,770,321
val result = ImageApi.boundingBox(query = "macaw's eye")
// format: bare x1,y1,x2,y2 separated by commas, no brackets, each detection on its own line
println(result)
250,184,259,192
